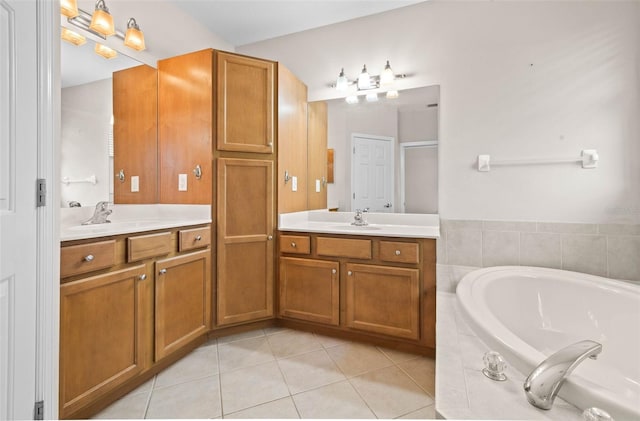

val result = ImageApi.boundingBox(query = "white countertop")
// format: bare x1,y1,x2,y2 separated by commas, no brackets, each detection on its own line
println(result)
278,210,440,238
60,204,211,242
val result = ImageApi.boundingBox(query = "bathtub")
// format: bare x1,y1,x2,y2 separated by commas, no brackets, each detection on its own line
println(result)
456,266,640,420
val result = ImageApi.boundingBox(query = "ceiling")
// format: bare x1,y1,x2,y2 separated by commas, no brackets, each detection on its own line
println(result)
61,0,425,88
170,0,425,47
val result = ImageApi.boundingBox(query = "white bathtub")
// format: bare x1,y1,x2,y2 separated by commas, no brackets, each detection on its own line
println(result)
456,266,640,421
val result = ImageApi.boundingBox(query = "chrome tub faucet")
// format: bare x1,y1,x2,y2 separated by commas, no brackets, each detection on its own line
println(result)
82,201,112,225
523,340,602,410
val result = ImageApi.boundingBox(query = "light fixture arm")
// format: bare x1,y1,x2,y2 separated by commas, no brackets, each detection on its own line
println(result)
94,0,109,12
126,17,140,30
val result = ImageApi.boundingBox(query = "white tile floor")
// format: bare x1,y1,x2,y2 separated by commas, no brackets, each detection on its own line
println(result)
92,327,435,419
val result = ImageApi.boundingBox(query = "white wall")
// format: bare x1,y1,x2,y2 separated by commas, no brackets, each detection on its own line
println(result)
238,1,640,224
61,79,112,207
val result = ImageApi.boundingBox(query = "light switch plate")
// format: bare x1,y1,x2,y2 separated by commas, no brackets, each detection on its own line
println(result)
131,176,139,192
292,176,298,192
178,174,188,191
315,179,321,193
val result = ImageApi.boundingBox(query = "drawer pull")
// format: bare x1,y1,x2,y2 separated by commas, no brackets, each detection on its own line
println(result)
83,254,94,262
395,250,401,256
291,242,296,248
195,235,202,241
139,274,147,281
159,269,167,275
348,270,353,276
268,235,273,240
332,269,337,274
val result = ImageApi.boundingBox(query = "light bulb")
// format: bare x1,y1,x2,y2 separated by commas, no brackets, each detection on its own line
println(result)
386,90,399,99
60,0,79,18
124,18,146,51
336,68,348,91
94,43,117,59
89,0,115,37
380,60,395,85
61,27,86,46
365,92,378,102
345,95,359,104
357,65,371,90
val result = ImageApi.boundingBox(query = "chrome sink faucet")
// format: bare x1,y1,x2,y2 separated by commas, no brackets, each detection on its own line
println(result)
523,340,602,410
82,201,112,225
351,208,369,226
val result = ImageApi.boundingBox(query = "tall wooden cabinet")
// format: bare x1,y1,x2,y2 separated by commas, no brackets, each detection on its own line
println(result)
158,49,213,204
278,65,308,213
306,101,328,209
113,64,158,204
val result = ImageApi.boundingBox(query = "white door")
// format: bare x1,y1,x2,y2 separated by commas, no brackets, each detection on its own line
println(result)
351,134,394,212
0,0,38,418
400,141,438,214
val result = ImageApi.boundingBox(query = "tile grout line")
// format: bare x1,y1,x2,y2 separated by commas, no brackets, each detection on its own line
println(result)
394,359,435,400
141,375,156,419
215,339,225,419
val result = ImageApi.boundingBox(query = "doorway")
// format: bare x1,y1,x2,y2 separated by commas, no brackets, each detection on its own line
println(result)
400,141,438,214
350,134,394,213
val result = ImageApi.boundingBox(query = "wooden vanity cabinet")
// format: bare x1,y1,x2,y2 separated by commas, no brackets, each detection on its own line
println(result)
113,64,158,204
277,233,436,351
307,101,328,210
59,224,211,419
59,265,148,418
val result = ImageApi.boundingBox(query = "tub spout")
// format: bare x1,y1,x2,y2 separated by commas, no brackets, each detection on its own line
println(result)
523,340,602,410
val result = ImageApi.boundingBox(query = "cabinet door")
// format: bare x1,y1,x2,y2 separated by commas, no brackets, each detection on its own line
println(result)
59,265,147,418
155,249,211,360
279,257,339,326
217,158,274,325
158,49,213,204
345,263,420,340
307,101,328,210
113,64,158,204
277,65,308,213
216,51,274,153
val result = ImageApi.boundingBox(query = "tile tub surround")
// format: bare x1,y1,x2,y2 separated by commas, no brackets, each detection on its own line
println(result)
435,291,583,420
278,210,440,238
92,328,436,419
60,204,212,241
437,219,640,283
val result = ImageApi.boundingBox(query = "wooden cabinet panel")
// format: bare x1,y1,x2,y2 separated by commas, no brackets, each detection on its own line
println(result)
278,65,308,213
316,237,371,259
113,64,158,204
60,240,115,278
155,250,211,360
179,226,211,251
280,234,311,254
158,49,213,204
345,263,420,340
215,51,274,153
217,158,274,326
59,265,147,418
127,232,172,262
307,101,328,210
379,241,420,264
279,257,339,326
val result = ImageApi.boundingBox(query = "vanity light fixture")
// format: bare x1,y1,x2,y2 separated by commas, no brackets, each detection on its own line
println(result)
89,0,115,37
124,18,146,51
386,90,399,99
332,60,407,93
345,95,359,104
61,27,86,46
60,0,79,18
365,92,378,102
94,43,117,59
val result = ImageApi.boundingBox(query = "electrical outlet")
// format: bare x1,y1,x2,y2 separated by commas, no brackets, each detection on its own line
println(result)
315,179,321,192
292,176,298,192
178,174,188,191
131,176,139,192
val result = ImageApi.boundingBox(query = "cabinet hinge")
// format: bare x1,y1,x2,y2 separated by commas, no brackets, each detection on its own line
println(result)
34,400,44,420
36,179,46,207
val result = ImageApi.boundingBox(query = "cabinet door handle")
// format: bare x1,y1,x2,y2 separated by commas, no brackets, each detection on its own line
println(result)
348,270,353,276
83,254,94,262
331,269,337,274
159,269,167,275
395,250,401,256
195,235,202,241
267,235,273,240
291,242,296,248
138,274,147,281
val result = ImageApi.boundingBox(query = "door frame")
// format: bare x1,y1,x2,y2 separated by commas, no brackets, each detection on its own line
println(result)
399,140,438,213
350,133,395,212
36,1,59,419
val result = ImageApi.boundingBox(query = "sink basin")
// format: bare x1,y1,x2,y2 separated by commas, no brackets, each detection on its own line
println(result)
326,224,382,231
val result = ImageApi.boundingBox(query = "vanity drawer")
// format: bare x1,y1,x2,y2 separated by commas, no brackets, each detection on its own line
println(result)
179,226,211,251
317,237,371,259
128,232,172,262
61,240,116,278
379,241,420,264
280,235,310,254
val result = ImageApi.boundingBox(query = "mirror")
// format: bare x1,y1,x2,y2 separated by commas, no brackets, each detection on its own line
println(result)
322,85,439,213
60,38,146,207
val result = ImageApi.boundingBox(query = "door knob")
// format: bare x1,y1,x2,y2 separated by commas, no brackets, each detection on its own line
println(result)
384,203,392,208
267,235,273,240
